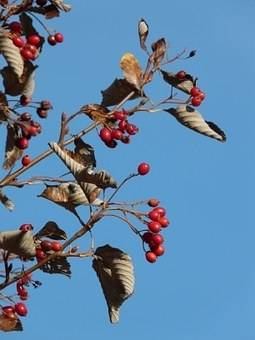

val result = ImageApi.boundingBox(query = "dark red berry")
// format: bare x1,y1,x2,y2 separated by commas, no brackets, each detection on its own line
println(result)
190,86,201,97
36,0,47,5
40,100,52,110
191,96,202,107
176,70,186,80
20,112,31,121
138,162,150,175
30,121,42,134
19,223,33,232
9,21,22,33
27,34,41,46
147,221,161,233
151,244,165,256
148,209,160,221
54,32,64,43
114,111,126,121
51,241,62,252
47,35,57,46
111,129,123,140
153,207,166,217
118,120,128,132
36,108,48,118
2,306,15,315
36,248,47,260
12,36,25,48
99,127,112,143
20,95,31,106
24,43,37,54
145,251,157,263
142,231,153,243
15,303,28,317
151,233,164,245
20,48,34,60
16,137,29,150
22,155,31,166
158,216,170,228
126,123,138,135
121,135,130,144
16,283,27,296
105,139,117,148
40,240,52,251
198,91,206,101
148,198,160,207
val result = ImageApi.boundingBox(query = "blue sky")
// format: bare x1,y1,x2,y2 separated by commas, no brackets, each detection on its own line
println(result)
1,0,255,339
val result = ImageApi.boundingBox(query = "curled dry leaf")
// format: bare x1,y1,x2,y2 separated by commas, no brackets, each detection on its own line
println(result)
49,142,117,189
51,0,71,12
0,230,35,257
161,69,195,94
35,221,67,240
101,78,140,107
3,124,23,170
138,18,149,51
80,104,111,125
66,138,96,169
92,245,135,323
40,256,71,277
150,38,167,69
0,313,23,332
0,190,15,211
19,13,45,50
165,105,226,142
120,53,143,90
0,33,24,79
0,91,9,123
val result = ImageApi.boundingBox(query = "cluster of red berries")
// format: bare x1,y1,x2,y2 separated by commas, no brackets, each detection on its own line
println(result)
175,70,206,107
99,110,139,148
142,198,170,263
1,302,28,319
35,240,62,261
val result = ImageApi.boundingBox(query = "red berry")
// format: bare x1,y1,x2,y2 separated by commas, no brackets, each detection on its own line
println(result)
40,240,52,251
51,241,62,252
121,135,130,144
142,231,153,243
151,244,165,256
99,127,112,143
138,162,150,175
145,251,157,263
36,0,47,5
54,32,64,43
148,198,160,207
27,34,41,46
111,129,123,140
16,283,27,296
12,36,25,48
198,91,206,101
176,70,186,80
114,111,126,121
191,96,202,107
118,120,128,132
2,306,15,315
153,207,166,217
24,43,37,54
19,223,33,232
30,121,42,133
126,123,138,135
190,86,201,97
158,216,170,228
105,140,117,148
151,233,164,245
20,95,31,106
36,248,47,260
20,112,31,121
16,137,29,150
148,209,160,221
47,35,57,46
40,100,52,110
36,108,48,118
147,221,161,233
9,21,22,33
14,303,27,317
22,155,31,166
20,48,34,60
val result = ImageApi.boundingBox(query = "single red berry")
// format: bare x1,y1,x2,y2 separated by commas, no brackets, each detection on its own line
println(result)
36,108,48,118
148,198,160,207
16,137,29,150
145,251,157,263
121,135,130,144
126,123,139,135
198,91,206,101
99,127,112,143
111,129,123,140
40,100,53,110
20,112,31,121
27,34,41,46
24,43,37,54
36,248,47,260
9,21,22,33
147,221,161,233
54,32,64,43
16,283,27,296
51,241,62,252
22,155,31,166
118,120,128,132
20,95,31,106
12,36,25,48
105,139,117,148
2,306,15,315
190,86,201,97
114,111,126,121
20,47,34,60
14,303,28,317
151,233,164,245
36,0,47,5
191,96,202,107
19,291,28,300
153,207,166,217
148,209,160,221
151,244,165,256
19,223,33,232
30,121,42,134
47,35,57,46
176,70,186,80
138,162,150,175
40,240,52,251
142,231,153,243
158,216,170,228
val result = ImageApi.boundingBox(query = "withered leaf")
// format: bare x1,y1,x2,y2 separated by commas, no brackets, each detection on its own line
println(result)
120,53,143,90
0,91,9,123
0,190,15,211
161,69,195,94
0,314,23,332
165,105,226,142
151,38,167,68
101,78,140,107
67,138,96,169
138,18,149,51
40,255,71,277
35,221,67,240
3,124,23,170
19,13,45,49
92,245,135,323
0,230,35,257
51,0,71,12
49,142,117,189
80,103,112,125
0,33,24,79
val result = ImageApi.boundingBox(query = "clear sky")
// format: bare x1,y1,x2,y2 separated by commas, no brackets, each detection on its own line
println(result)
1,0,255,339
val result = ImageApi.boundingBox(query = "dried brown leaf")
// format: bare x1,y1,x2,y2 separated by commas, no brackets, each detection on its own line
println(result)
19,13,45,49
161,69,195,94
40,255,71,277
0,91,9,123
92,245,135,323
0,230,35,257
165,105,226,142
35,221,67,240
0,190,15,211
66,138,96,169
0,314,22,332
138,18,149,51
101,78,140,107
120,53,143,90
51,0,71,12
151,38,167,68
3,124,23,170
80,104,111,125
